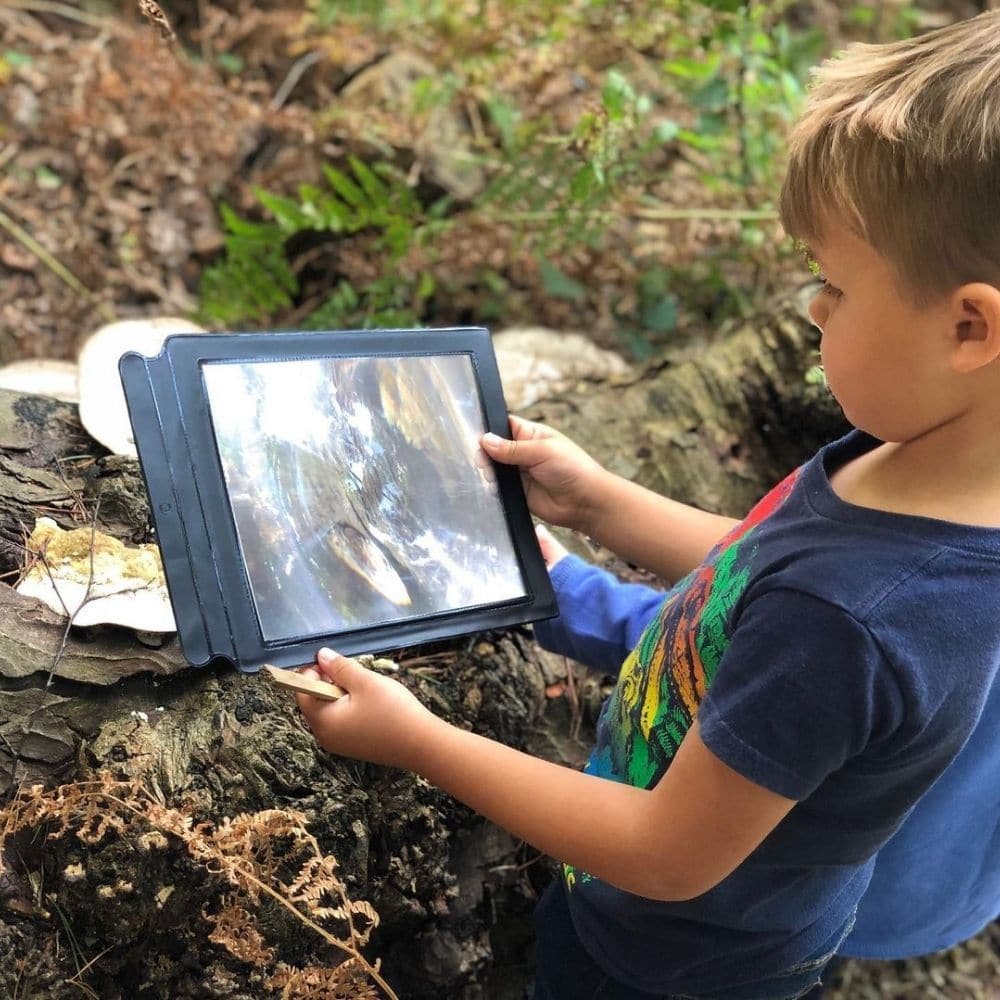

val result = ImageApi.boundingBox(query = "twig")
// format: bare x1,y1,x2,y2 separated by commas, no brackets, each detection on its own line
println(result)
51,899,90,981
136,0,176,43
7,491,106,777
195,0,212,64
65,983,102,1000
53,458,91,523
495,207,779,223
733,10,755,200
12,961,25,1000
270,50,323,112
564,656,582,743
65,945,114,988
0,0,112,29
0,206,92,300
0,205,115,321
44,491,103,690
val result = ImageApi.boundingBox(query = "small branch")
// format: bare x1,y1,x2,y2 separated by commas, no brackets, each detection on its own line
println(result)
0,0,112,29
8,491,105,773
0,205,116,322
627,206,779,222
195,0,212,64
564,656,582,743
38,490,105,690
0,207,93,300
496,207,779,223
65,945,114,988
270,51,323,112
733,10,755,200
136,0,176,43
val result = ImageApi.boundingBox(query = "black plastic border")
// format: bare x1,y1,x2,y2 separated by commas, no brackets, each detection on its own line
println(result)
120,327,556,672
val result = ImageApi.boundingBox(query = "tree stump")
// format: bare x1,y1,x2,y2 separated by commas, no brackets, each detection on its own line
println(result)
0,298,845,998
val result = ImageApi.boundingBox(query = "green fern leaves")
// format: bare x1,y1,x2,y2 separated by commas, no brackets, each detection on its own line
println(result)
198,158,431,330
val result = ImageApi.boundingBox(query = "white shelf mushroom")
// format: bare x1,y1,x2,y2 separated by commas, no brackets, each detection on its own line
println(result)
16,517,176,634
78,317,207,457
0,359,80,403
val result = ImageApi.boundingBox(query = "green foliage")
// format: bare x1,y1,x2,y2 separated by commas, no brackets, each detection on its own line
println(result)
214,51,245,75
198,207,297,328
309,0,453,31
198,158,440,330
636,266,679,336
478,66,667,253
847,3,922,39
613,265,681,361
539,259,588,302
664,1,826,193
805,364,827,386
197,0,852,345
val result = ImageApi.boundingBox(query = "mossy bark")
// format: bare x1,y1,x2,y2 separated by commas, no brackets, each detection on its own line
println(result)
0,299,846,998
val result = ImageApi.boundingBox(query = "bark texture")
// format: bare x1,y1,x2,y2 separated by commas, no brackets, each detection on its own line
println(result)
0,298,846,998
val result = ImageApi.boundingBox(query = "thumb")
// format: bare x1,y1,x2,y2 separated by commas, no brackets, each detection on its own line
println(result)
316,648,367,690
480,431,546,468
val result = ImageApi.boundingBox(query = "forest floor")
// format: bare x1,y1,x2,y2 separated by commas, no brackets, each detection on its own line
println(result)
0,0,997,996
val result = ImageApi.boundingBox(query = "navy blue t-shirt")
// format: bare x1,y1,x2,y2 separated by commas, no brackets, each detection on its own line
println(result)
536,432,1000,994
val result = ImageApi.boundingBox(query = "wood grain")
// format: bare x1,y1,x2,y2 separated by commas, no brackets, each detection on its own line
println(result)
262,664,345,701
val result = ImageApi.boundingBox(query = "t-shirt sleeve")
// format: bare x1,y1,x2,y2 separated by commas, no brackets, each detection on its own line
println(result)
698,588,904,801
533,555,667,674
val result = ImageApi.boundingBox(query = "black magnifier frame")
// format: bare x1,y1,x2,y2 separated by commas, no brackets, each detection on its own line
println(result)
120,327,555,672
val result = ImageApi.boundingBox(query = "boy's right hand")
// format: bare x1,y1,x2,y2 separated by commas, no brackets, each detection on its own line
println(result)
480,415,608,533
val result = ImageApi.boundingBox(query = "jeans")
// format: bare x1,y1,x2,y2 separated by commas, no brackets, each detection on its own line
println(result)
531,879,853,1000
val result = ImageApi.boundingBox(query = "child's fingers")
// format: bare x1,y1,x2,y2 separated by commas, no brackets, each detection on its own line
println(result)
295,654,358,716
480,429,549,468
480,415,560,466
293,668,325,716
508,414,554,440
473,441,497,485
535,523,568,568
315,648,367,690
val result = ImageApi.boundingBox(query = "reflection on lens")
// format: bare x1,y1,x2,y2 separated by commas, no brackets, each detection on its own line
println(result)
203,354,526,641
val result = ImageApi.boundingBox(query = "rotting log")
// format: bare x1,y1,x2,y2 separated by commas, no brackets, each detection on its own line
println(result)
0,295,846,998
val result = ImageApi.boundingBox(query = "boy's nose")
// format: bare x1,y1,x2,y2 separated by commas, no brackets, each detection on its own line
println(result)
808,290,830,330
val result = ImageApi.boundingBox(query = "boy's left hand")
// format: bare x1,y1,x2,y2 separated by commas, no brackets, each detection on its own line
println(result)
294,648,438,770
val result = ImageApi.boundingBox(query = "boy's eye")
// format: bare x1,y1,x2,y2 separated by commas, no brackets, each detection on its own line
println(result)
796,244,844,299
819,278,843,300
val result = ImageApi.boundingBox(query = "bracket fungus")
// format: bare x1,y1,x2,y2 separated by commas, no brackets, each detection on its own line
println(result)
16,517,176,634
78,317,207,457
0,359,80,403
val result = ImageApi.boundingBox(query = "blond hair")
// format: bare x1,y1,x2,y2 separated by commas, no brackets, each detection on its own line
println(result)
780,11,1000,302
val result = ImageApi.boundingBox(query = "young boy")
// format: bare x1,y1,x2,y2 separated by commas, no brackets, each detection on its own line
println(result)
295,13,1000,998
530,522,1000,982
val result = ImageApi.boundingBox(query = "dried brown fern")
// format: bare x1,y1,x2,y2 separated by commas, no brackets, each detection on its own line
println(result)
0,773,397,999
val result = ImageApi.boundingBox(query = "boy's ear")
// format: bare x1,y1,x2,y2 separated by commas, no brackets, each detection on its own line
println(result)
948,283,1000,374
